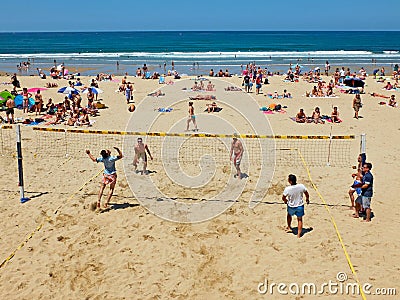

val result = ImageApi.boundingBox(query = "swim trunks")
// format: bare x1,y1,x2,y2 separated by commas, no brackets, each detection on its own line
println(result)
136,152,147,162
6,108,14,115
102,173,117,185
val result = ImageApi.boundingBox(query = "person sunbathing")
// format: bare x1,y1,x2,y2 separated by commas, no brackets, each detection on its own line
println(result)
225,86,242,91
67,108,80,126
331,106,342,123
206,102,219,113
192,81,201,91
189,95,216,100
295,109,307,123
206,81,215,91
148,90,165,97
383,81,393,90
311,86,318,97
283,89,291,98
272,91,280,99
45,82,59,88
312,107,325,124
77,109,90,126
369,92,390,98
388,95,397,107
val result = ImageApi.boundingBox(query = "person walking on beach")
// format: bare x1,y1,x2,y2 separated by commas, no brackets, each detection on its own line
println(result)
125,83,131,104
282,174,310,238
243,73,251,93
352,94,362,119
133,137,153,175
5,96,15,124
86,147,123,209
186,101,198,131
230,134,244,179
352,162,374,222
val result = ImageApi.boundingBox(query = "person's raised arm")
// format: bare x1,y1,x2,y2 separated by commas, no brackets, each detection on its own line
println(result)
86,149,97,162
114,147,123,159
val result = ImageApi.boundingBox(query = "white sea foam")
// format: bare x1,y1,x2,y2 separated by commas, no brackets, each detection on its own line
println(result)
1,50,393,60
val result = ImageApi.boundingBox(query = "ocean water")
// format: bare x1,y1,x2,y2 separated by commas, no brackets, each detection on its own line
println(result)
1,31,400,76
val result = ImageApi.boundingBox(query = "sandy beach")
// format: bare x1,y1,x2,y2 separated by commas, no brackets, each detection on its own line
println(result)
0,71,399,299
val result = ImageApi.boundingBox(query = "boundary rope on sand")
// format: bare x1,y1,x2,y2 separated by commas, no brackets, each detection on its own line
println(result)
297,149,367,300
0,167,102,270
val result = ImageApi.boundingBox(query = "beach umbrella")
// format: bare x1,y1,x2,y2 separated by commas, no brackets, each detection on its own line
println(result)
0,90,15,101
14,95,35,108
58,86,80,94
0,96,4,106
344,77,365,88
82,87,103,94
27,87,48,93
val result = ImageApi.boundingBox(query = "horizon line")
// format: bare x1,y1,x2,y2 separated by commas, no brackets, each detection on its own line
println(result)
1,30,400,34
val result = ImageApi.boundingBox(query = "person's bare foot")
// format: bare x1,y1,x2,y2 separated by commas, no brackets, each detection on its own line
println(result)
285,227,292,233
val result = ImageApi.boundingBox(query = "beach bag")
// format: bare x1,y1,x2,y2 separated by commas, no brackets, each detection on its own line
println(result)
95,102,106,109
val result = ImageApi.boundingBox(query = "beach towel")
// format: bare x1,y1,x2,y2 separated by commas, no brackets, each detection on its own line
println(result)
305,95,339,98
157,108,173,112
204,107,222,112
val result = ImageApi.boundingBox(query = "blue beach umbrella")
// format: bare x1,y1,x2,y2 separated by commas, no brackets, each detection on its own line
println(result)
82,87,103,94
58,86,80,94
14,95,35,108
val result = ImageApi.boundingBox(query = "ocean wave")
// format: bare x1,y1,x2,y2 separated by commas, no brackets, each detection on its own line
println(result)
0,50,389,60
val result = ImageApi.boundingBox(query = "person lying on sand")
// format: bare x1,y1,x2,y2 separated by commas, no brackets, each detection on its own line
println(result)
225,86,242,91
369,92,390,98
147,90,165,97
206,101,219,113
189,95,216,100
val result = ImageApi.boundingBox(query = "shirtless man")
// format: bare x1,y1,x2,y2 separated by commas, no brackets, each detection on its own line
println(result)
295,108,306,123
5,96,15,124
230,134,244,179
331,106,341,123
133,137,153,175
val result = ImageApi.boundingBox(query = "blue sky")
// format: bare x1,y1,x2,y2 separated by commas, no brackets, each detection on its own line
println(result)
2,0,400,32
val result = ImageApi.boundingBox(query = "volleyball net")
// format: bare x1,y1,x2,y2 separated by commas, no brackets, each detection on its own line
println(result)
0,126,355,167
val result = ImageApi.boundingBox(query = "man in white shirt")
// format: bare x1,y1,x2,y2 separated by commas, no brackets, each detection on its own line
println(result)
282,174,310,238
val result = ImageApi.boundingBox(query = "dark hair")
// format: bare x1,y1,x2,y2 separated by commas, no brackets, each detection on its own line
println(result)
288,174,297,185
100,150,109,159
364,162,372,170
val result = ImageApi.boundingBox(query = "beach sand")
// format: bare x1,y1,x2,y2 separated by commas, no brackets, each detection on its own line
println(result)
0,73,399,299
